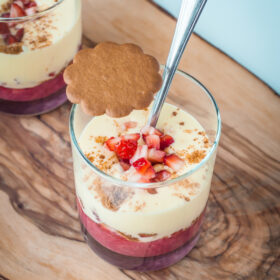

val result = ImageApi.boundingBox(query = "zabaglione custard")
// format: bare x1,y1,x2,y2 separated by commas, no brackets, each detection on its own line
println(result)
0,0,82,114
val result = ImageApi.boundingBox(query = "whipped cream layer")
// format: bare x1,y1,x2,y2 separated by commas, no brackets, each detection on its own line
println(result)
0,0,81,89
75,103,215,242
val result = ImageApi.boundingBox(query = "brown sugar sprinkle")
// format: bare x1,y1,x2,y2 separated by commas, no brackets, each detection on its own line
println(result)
173,193,190,202
138,233,158,238
0,43,23,54
193,138,198,141
134,202,146,212
146,188,158,194
172,111,177,116
198,131,206,136
117,231,139,241
179,122,184,126
184,129,192,133
186,150,206,164
94,136,108,144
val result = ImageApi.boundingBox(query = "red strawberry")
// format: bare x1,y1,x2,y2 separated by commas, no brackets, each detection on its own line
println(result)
25,1,37,8
148,148,165,163
25,7,37,15
122,121,137,130
132,157,151,174
10,3,26,17
115,139,137,160
121,133,140,142
20,0,31,5
130,145,148,164
0,23,10,35
15,28,24,42
145,134,160,149
164,154,184,171
119,160,130,171
151,170,171,182
160,134,174,150
142,166,156,180
14,1,24,8
105,137,120,151
5,34,17,45
141,126,163,137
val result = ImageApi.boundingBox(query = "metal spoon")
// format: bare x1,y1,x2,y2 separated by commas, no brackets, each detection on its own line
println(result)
148,0,208,127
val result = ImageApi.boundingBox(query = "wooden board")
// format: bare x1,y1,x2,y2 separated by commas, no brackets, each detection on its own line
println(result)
0,0,279,279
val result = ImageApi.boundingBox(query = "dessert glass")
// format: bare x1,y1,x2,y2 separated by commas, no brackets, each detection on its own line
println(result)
69,68,221,271
0,0,82,115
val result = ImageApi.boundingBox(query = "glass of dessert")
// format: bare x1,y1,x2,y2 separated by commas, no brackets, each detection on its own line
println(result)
0,0,82,115
67,42,221,271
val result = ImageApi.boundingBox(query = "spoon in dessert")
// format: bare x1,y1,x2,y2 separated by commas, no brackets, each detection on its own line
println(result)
148,0,208,127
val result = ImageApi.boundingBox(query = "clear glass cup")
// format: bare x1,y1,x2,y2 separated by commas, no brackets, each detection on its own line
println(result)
0,0,82,115
69,67,221,271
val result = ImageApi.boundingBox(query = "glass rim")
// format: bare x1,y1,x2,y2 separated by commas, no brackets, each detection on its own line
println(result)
69,68,222,189
0,0,65,22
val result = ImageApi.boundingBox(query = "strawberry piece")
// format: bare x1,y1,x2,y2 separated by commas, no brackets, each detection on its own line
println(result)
25,7,37,15
115,139,137,160
1,13,10,18
15,28,24,42
14,1,24,8
141,126,163,137
145,134,160,149
130,145,148,164
160,134,174,150
121,133,140,142
105,137,120,151
119,160,130,171
122,121,137,130
151,170,171,182
20,0,31,5
132,157,151,174
148,148,165,163
10,3,26,17
142,166,156,180
5,35,17,45
164,154,184,171
25,1,37,8
0,23,10,35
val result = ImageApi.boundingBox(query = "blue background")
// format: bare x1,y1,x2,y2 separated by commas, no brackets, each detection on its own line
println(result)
153,0,280,94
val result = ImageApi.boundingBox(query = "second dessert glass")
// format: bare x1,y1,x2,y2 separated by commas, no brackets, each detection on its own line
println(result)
69,68,221,271
0,0,82,115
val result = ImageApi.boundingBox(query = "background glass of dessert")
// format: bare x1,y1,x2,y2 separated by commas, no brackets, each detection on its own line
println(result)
0,0,82,115
69,68,221,271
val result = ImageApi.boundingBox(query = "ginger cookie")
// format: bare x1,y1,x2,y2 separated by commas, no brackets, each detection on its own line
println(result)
64,42,162,117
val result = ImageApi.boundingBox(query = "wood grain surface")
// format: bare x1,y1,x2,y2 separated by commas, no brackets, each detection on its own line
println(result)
0,0,280,279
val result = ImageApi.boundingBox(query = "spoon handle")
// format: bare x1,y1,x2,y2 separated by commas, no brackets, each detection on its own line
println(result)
148,0,207,127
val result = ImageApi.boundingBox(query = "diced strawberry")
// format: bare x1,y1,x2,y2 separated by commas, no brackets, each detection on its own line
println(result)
20,0,31,5
164,154,184,171
14,1,24,9
115,139,137,160
0,23,10,35
145,134,160,149
119,160,130,171
1,13,10,18
15,28,24,42
142,166,156,180
25,1,37,8
148,148,165,163
10,3,26,17
105,137,120,151
5,35,17,45
130,145,148,164
25,7,37,15
141,126,163,137
160,134,174,150
132,157,151,174
122,121,137,130
151,170,171,182
121,133,140,142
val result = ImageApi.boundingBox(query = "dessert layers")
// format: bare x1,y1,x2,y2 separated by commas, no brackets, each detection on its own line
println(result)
0,0,81,89
75,103,214,242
